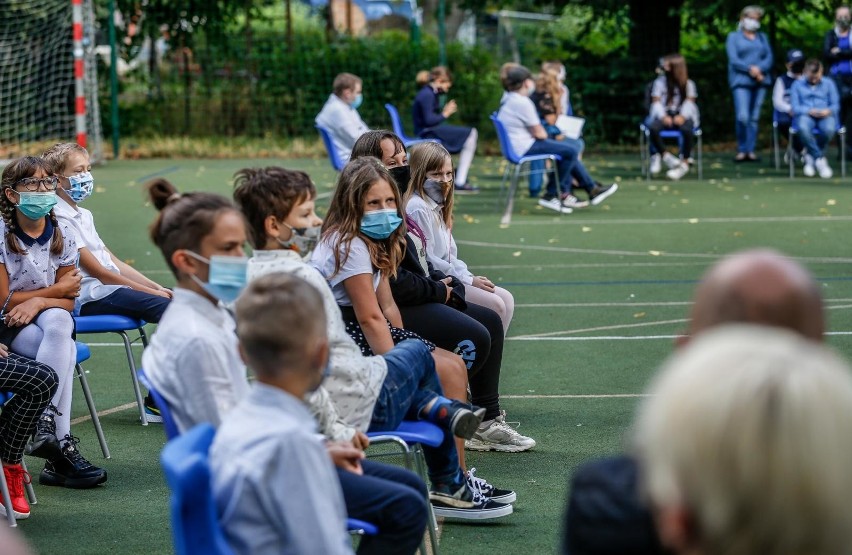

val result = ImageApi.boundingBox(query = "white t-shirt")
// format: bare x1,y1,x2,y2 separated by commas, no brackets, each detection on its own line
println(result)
310,234,381,306
54,197,123,306
496,91,540,156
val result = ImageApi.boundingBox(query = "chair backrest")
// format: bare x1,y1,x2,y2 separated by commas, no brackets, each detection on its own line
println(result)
384,103,414,143
315,125,346,172
160,424,235,555
490,113,522,164
138,369,180,440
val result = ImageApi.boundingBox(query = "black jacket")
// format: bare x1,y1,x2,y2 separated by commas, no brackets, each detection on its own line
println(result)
389,235,466,309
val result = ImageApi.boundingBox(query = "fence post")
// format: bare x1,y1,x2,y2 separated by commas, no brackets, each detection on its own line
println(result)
107,0,120,158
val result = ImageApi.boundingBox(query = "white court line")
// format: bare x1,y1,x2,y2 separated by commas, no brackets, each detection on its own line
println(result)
501,394,650,399
509,331,852,341
513,318,689,339
516,299,852,308
502,215,852,226
477,261,713,270
70,402,137,425
456,239,852,263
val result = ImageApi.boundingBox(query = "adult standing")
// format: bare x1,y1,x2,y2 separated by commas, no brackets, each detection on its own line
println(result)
823,5,852,157
315,73,369,164
411,67,479,194
726,5,773,162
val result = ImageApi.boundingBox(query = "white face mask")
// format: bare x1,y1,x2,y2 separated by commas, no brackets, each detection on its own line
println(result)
742,17,760,31
525,80,536,96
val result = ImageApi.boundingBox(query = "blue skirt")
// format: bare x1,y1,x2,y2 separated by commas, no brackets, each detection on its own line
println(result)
419,124,473,154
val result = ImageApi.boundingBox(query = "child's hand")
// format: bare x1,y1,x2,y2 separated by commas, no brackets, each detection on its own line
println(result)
0,343,9,357
148,286,172,299
472,276,495,292
326,442,364,475
351,430,370,451
57,268,83,298
5,299,45,327
442,99,458,118
440,277,453,302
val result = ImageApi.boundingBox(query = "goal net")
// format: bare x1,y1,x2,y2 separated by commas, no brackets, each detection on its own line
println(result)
0,0,103,162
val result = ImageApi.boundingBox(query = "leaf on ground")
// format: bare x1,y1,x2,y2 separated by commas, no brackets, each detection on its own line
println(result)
634,312,646,318
688,218,699,224
648,185,658,191
512,251,522,257
581,226,592,232
499,224,510,229
649,250,662,256
680,198,689,204
827,199,837,206
548,238,558,243
733,231,744,237
124,259,135,265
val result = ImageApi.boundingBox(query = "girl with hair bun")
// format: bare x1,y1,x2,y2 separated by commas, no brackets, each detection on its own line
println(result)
0,156,106,489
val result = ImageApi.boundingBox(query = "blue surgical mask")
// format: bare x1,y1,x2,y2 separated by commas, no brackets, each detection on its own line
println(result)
16,192,57,220
186,251,249,303
277,224,321,256
360,208,402,240
65,171,94,203
351,94,363,110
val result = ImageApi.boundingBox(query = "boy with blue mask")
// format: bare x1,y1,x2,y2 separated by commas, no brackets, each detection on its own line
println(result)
315,73,370,163
43,143,173,422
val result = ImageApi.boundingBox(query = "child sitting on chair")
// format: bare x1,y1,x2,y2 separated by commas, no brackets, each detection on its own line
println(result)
211,273,354,555
42,143,172,421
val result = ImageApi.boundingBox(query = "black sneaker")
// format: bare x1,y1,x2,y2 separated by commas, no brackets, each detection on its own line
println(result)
429,400,486,439
40,435,107,489
430,481,513,520
143,394,163,424
466,467,517,504
589,182,619,206
25,406,62,460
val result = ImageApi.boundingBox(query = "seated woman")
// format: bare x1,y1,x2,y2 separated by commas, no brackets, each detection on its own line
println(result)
647,53,700,181
412,67,479,194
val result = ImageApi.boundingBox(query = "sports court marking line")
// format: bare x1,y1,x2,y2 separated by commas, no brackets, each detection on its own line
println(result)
476,259,852,270
456,240,852,264
501,394,650,399
134,166,180,184
502,215,852,226
512,318,689,339
70,402,137,425
516,299,852,308
508,331,852,341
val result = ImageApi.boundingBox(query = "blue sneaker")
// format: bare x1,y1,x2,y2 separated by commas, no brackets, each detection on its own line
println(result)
143,394,163,424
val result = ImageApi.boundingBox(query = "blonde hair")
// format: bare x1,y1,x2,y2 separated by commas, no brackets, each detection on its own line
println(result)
41,143,88,176
535,68,564,116
406,142,454,226
635,324,852,555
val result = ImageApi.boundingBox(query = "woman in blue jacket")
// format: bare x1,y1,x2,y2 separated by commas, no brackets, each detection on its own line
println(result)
726,5,773,162
412,67,479,193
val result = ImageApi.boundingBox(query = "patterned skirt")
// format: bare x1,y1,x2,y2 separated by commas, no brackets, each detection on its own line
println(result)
339,305,436,357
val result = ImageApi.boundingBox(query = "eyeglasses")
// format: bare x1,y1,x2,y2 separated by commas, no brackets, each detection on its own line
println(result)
13,176,59,192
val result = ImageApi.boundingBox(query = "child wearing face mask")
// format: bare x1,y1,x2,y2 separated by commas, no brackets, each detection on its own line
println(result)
0,156,107,489
824,5,852,158
43,143,172,422
496,63,618,213
315,72,370,164
235,165,512,523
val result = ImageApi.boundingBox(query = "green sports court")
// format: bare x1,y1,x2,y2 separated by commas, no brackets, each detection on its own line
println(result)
13,152,852,554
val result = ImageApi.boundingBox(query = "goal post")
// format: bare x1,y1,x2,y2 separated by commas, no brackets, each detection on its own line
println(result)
0,0,103,162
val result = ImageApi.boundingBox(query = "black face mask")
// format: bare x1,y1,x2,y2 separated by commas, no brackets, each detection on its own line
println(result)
388,165,411,194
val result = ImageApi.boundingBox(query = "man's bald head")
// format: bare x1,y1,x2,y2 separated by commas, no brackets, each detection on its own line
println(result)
687,249,824,341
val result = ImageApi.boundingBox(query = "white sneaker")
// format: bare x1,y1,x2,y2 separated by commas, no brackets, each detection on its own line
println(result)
803,154,815,177
666,161,689,181
561,194,589,209
538,196,572,214
649,153,662,175
815,156,833,179
662,151,681,169
464,411,536,453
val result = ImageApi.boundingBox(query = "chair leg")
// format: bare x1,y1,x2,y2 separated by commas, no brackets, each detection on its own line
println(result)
773,126,780,170
75,363,111,459
842,131,847,178
789,130,795,179
117,331,148,426
697,133,703,180
414,447,440,555
500,164,520,226
639,129,647,178
495,164,511,211
20,460,35,505
0,465,16,526
138,327,149,348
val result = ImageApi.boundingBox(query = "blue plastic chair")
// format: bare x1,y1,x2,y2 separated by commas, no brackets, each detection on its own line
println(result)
74,315,150,425
0,392,37,527
384,104,436,148
787,116,846,178
160,424,235,555
137,369,179,440
315,125,347,172
367,420,443,554
75,341,110,458
490,113,561,226
639,122,703,180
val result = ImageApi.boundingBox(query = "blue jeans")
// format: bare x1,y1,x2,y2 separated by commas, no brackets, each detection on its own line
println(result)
338,460,428,555
796,114,837,159
80,287,171,323
732,86,767,154
368,340,462,487
528,136,585,197
524,139,595,198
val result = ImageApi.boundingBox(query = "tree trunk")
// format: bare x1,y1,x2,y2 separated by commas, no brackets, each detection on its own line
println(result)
628,0,684,69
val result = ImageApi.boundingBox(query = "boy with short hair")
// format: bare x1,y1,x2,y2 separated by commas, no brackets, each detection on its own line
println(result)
791,59,841,178
315,73,369,163
42,143,172,420
211,273,353,555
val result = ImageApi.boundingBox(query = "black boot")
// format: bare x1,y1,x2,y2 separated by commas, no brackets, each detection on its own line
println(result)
40,435,107,489
25,406,62,460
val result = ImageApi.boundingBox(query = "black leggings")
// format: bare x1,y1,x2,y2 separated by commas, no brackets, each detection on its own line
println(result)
649,117,694,159
399,302,504,420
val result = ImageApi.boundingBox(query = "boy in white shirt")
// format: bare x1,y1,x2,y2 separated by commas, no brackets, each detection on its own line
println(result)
315,73,370,163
